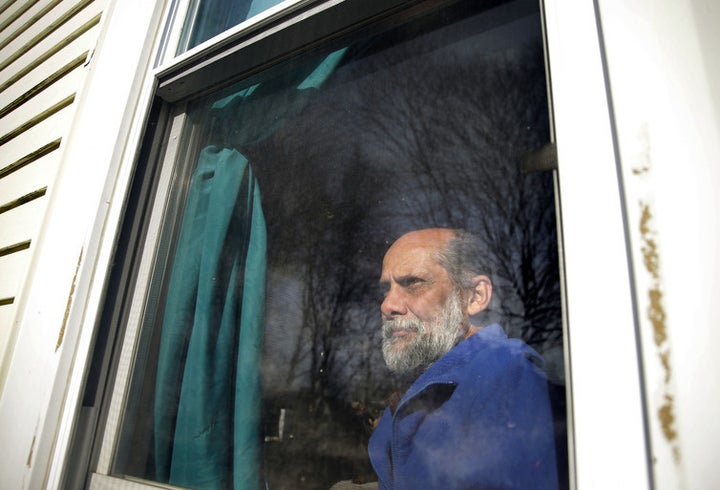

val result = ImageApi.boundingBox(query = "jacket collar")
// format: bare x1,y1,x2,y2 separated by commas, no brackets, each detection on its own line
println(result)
396,323,507,412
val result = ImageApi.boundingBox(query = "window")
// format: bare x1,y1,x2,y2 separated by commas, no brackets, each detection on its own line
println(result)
178,0,287,52
71,0,569,488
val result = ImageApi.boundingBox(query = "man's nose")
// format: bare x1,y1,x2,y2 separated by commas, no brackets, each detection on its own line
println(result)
381,286,407,319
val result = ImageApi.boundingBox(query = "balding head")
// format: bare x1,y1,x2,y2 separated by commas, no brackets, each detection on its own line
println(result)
379,228,492,374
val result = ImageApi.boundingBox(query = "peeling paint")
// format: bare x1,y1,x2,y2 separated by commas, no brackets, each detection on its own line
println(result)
658,394,681,463
638,198,681,464
640,205,668,347
57,248,83,351
659,350,671,383
648,288,667,345
26,435,35,467
639,207,660,278
658,395,677,440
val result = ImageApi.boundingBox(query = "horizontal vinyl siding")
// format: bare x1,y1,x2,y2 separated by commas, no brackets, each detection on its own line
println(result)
0,248,32,300
0,296,14,367
0,142,55,198
0,192,47,248
0,0,106,358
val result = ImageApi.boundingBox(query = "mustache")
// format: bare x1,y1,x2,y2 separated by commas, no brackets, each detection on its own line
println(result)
382,318,422,340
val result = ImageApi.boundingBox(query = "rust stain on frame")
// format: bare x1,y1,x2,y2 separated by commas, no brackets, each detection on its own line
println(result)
659,394,678,440
639,200,681,463
26,435,36,467
57,248,83,351
659,394,681,462
648,288,667,346
659,351,671,384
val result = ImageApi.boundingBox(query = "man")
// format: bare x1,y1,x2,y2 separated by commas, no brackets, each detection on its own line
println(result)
368,228,559,489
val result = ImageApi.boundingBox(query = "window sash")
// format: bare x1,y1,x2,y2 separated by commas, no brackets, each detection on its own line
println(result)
157,0,313,66
72,0,653,488
93,107,190,479
154,0,460,102
93,1,478,483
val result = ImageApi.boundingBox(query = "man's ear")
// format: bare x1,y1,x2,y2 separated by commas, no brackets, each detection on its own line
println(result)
466,275,492,316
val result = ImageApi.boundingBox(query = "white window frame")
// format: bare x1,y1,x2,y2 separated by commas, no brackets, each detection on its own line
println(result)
9,0,656,488
542,1,650,487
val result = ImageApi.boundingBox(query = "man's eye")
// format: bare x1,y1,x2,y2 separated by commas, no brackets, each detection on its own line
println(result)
401,277,424,288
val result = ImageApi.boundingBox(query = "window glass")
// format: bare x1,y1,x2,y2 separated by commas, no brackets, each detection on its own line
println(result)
114,0,567,488
178,0,286,52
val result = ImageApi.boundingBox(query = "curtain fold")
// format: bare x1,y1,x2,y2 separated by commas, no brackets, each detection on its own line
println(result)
154,147,266,489
152,47,347,489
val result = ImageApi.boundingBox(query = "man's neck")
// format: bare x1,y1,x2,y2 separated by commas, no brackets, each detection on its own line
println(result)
465,325,483,339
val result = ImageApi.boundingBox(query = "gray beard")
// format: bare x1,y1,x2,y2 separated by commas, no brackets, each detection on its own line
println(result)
382,291,466,375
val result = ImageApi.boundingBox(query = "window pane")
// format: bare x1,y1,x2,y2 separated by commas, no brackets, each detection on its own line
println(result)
115,0,568,488
179,0,286,53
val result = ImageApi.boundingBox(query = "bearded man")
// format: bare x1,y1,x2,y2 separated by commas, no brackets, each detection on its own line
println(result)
368,228,559,490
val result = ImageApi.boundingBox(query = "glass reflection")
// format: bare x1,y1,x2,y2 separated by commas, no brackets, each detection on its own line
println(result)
116,0,567,488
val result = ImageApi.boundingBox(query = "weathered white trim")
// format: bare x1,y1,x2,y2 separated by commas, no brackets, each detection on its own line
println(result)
0,0,170,488
44,0,180,485
597,0,720,487
94,108,188,476
543,0,650,488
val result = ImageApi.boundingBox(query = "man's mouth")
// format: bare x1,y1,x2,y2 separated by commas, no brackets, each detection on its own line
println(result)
383,319,422,342
384,325,419,343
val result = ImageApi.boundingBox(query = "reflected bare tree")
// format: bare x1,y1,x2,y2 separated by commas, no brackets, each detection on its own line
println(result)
246,32,563,489
355,43,560,349
251,40,560,405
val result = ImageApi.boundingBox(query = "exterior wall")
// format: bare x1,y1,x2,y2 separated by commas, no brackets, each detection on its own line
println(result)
0,0,166,487
0,0,107,381
0,0,717,488
598,0,720,487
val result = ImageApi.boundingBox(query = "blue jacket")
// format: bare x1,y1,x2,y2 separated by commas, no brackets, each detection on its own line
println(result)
368,324,559,490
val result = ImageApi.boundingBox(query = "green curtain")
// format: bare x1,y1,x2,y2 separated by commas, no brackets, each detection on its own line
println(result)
154,147,266,489
153,47,347,489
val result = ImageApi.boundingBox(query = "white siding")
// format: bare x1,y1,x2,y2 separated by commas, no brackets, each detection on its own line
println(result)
0,0,166,485
0,0,105,371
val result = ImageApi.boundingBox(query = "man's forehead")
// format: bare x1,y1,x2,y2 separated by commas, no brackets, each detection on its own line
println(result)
382,244,436,272
390,228,456,251
380,229,454,280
